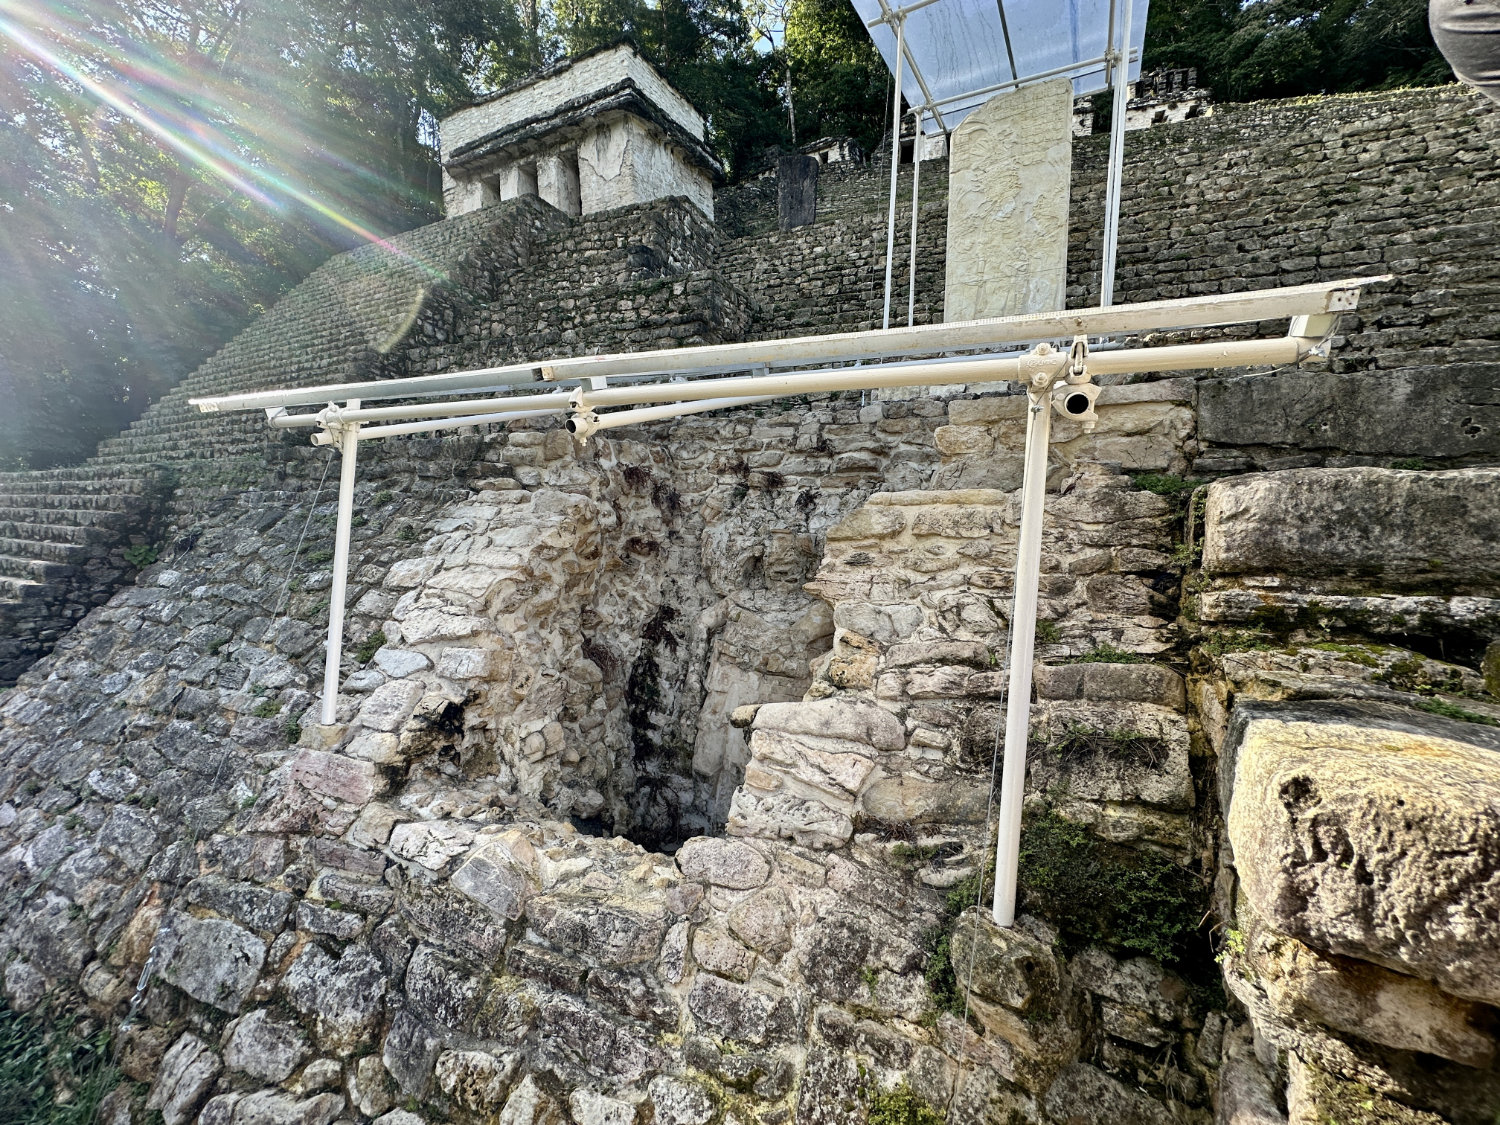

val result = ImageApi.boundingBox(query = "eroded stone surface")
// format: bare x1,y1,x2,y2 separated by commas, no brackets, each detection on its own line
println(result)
1226,701,1500,1006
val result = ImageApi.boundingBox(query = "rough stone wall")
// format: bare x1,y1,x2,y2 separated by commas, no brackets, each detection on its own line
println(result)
1,83,1499,1125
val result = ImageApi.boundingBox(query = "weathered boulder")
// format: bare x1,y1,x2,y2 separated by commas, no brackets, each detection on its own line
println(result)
949,908,1064,1016
1225,701,1500,1006
155,912,266,1012
450,836,536,920
223,1010,309,1083
1198,364,1500,461
750,697,905,750
282,942,388,1050
228,1090,344,1125
676,836,770,889
147,1033,222,1125
1204,467,1500,589
1034,661,1186,709
1241,923,1497,1068
434,1049,518,1113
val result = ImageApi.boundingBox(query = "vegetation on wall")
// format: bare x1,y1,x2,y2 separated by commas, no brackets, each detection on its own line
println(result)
0,1000,123,1125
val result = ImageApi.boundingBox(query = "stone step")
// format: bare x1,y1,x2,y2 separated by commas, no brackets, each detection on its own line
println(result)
0,574,47,601
0,520,106,546
0,537,91,564
0,490,144,513
0,464,151,485
0,554,72,582
0,504,134,527
0,476,153,498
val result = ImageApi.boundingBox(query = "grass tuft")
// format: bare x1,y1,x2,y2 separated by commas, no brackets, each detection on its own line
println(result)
0,1000,125,1125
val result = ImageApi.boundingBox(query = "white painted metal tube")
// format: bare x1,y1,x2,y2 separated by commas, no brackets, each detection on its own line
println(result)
992,388,1052,926
191,277,1382,414
1099,0,1134,308
907,109,923,328
319,410,360,727
882,16,905,331
323,391,573,426
575,335,1300,409
356,408,564,440
865,0,941,27
569,395,777,438
284,336,1303,442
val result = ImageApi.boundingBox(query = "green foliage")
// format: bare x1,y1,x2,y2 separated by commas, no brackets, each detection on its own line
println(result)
1060,643,1144,665
251,699,281,719
1017,811,1204,964
282,718,303,744
866,1082,946,1125
304,548,335,566
1145,0,1452,104
1198,628,1280,657
396,525,419,544
1389,457,1429,471
0,0,533,469
372,489,396,506
122,544,160,569
0,999,124,1125
783,0,890,155
1047,723,1170,769
921,863,992,1017
354,631,388,664
1131,472,1199,498
1308,641,1380,667
1215,927,1247,964
1412,698,1499,727
1034,621,1062,645
1170,540,1203,568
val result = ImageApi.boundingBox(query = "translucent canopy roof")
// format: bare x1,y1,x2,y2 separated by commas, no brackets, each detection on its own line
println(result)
853,0,1149,132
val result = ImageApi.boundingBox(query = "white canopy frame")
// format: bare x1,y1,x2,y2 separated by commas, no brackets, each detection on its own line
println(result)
862,0,1147,325
190,275,1382,926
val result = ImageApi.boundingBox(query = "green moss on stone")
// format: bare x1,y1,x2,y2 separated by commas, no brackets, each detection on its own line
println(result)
867,1082,946,1125
1017,811,1204,964
1059,643,1145,664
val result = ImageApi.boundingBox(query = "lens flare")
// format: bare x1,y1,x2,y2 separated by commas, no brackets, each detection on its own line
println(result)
0,0,444,276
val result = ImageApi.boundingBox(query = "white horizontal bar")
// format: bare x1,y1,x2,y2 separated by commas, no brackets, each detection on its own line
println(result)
189,278,1385,416
358,407,564,439
586,395,777,432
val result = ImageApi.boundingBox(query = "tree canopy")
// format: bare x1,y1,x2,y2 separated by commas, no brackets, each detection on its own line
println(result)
0,0,1460,469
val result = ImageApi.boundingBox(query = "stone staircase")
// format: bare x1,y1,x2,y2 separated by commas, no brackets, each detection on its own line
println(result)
0,198,573,685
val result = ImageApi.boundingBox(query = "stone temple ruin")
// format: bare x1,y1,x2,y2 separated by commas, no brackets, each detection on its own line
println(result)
1,54,1499,1125
440,45,720,222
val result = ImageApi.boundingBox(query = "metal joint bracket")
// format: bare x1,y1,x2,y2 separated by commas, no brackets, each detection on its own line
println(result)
1066,335,1090,384
1018,342,1067,391
1288,313,1340,358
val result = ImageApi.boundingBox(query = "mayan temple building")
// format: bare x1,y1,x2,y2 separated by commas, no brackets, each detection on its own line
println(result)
1,32,1499,1125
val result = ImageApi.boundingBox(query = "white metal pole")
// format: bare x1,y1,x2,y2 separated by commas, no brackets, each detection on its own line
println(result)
1100,0,1134,307
571,395,777,437
992,387,1053,926
882,16,905,331
319,404,360,727
907,109,923,328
